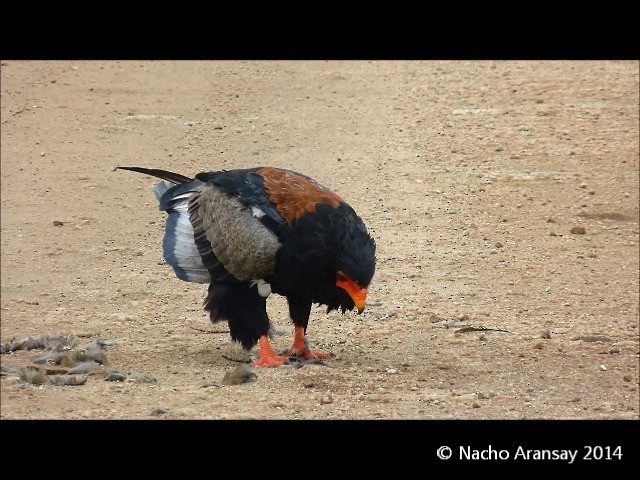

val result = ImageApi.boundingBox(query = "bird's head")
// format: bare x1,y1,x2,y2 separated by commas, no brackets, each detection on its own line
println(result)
333,228,376,314
336,270,368,314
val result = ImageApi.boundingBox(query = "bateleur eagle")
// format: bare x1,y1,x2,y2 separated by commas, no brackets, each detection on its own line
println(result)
117,166,376,367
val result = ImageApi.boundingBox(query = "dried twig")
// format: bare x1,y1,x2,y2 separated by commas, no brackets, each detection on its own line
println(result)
455,325,511,334
189,326,229,334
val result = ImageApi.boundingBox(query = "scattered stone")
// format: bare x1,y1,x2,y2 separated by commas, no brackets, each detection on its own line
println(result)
472,401,481,408
494,242,503,248
33,352,62,364
300,357,328,366
126,374,157,384
19,366,49,385
425,394,443,404
623,375,632,382
68,361,103,375
53,220,64,227
540,330,552,339
477,392,491,400
44,367,68,375
609,347,621,354
533,342,544,350
222,364,257,385
549,231,561,237
320,395,334,405
104,372,127,382
50,375,87,386
571,397,581,403
386,368,398,374
570,226,586,234
573,335,612,343
151,408,167,416
201,382,219,388
74,344,108,364
0,365,22,377
1,335,76,354
547,218,556,223
600,364,607,371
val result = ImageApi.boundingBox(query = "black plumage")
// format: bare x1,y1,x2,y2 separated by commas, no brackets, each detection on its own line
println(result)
117,165,376,367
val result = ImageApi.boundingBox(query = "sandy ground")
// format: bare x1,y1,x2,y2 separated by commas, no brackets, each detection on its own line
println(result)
1,60,638,419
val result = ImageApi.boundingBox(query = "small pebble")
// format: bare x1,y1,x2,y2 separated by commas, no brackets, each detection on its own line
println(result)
222,364,257,385
540,330,551,339
126,374,157,384
151,408,168,416
320,395,334,405
533,342,544,350
609,347,620,354
472,401,481,408
600,364,607,371
104,372,127,382
623,375,631,382
53,220,64,227
570,226,586,234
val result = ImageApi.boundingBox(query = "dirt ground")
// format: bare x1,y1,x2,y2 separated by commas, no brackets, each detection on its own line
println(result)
1,60,638,419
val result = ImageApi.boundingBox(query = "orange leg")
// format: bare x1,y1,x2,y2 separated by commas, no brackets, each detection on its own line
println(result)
286,326,332,360
253,336,290,367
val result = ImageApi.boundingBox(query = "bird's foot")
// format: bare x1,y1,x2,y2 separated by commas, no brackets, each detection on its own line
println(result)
287,346,332,360
252,354,290,368
286,326,332,361
252,335,290,368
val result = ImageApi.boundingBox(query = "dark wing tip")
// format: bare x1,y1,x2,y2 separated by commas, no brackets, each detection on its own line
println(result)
116,166,193,185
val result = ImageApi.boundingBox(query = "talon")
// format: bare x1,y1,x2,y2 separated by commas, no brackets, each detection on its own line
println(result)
286,326,333,361
252,335,290,368
253,354,290,368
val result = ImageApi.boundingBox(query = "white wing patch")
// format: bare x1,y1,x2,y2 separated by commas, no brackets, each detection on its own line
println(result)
163,195,212,283
250,206,266,218
251,279,272,297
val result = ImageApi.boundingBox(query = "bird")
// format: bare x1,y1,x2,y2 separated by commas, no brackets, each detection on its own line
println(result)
116,165,376,367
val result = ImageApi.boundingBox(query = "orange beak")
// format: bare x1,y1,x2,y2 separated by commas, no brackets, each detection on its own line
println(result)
336,272,368,314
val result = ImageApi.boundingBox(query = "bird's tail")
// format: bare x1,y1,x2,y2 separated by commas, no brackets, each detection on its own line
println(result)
116,166,193,185
117,165,214,284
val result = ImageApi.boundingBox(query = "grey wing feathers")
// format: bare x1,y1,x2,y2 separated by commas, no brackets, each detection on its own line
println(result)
190,188,281,282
